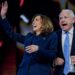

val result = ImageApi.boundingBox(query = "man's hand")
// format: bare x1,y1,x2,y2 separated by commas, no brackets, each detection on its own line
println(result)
25,45,39,53
54,57,64,66
71,56,75,64
1,1,8,19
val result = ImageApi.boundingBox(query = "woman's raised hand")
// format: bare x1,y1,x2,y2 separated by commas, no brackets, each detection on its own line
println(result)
1,1,8,19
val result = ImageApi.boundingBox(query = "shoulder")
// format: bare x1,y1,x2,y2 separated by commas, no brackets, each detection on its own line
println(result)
49,32,57,38
56,29,62,34
73,26,75,32
26,32,33,36
25,32,34,39
46,32,58,41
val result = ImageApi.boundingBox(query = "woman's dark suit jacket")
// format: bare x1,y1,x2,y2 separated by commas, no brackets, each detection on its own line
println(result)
0,17,57,75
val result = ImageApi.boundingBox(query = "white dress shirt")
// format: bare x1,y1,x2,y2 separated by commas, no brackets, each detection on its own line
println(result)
62,26,75,72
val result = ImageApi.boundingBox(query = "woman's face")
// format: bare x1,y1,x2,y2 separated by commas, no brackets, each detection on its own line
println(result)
32,16,42,33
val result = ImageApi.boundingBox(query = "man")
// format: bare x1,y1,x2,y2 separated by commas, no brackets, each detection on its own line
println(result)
54,9,75,75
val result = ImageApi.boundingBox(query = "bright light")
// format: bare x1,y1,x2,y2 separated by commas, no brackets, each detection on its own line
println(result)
20,14,29,23
20,0,24,7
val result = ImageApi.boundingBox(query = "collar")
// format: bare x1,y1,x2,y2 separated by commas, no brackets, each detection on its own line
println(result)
62,26,74,35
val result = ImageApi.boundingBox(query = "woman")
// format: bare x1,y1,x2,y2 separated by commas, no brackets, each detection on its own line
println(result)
0,1,57,75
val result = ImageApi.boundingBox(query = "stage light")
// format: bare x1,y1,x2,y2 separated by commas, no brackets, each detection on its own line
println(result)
20,14,29,23
0,41,3,47
20,0,24,7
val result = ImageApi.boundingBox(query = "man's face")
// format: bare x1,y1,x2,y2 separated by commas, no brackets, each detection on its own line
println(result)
59,10,74,31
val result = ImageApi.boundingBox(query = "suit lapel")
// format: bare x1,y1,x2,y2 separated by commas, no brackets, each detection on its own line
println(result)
57,30,64,58
71,27,75,55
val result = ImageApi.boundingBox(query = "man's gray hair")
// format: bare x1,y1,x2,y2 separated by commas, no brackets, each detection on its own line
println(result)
59,9,75,18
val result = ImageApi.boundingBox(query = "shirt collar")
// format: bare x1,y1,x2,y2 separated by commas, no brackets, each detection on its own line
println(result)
62,26,74,35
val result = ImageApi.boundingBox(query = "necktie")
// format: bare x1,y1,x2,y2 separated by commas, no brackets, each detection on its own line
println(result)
63,32,70,75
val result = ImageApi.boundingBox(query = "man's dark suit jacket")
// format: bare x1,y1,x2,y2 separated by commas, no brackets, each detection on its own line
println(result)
0,17,57,75
54,28,75,75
